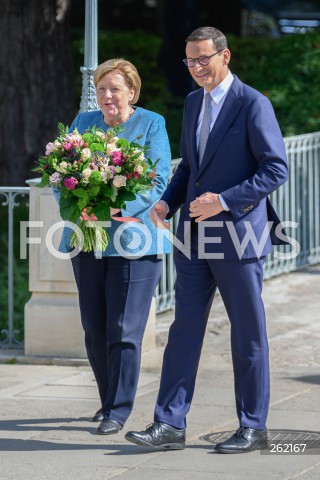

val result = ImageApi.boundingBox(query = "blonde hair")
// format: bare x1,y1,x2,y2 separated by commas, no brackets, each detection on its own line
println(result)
94,58,141,104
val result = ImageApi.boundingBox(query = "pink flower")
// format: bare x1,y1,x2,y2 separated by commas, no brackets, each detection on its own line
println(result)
113,175,127,188
49,172,62,185
112,150,123,166
106,165,116,178
45,142,55,156
133,171,140,178
63,177,77,190
62,142,73,151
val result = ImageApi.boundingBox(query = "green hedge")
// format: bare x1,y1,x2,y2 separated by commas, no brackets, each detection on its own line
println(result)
228,30,320,137
72,28,320,156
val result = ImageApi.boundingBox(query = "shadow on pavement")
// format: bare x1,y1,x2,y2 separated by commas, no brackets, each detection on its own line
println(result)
290,375,320,385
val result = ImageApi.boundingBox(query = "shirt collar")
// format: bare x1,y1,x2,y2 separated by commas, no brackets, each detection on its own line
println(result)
204,70,234,105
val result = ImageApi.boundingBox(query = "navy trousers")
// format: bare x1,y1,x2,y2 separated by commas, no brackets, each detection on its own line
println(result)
71,253,162,426
154,236,270,430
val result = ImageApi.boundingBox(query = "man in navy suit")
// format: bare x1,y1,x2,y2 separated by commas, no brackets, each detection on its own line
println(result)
125,26,288,453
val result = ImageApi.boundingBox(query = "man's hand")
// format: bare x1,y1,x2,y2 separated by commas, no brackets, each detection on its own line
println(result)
189,192,224,222
150,200,170,229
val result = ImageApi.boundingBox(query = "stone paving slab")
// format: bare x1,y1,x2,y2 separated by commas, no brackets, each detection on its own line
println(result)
0,266,320,479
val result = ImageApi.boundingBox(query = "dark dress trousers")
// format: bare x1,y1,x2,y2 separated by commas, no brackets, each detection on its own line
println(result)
72,253,162,426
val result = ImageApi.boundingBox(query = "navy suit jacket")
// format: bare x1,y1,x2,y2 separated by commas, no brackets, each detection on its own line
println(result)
162,75,288,260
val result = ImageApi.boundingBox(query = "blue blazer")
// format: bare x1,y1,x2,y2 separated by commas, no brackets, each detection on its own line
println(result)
162,75,288,259
54,108,171,256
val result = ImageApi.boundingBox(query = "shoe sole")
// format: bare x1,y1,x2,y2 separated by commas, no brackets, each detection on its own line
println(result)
97,431,119,435
125,434,185,450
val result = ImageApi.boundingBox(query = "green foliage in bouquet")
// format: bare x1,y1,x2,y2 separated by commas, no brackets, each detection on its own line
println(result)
33,123,158,252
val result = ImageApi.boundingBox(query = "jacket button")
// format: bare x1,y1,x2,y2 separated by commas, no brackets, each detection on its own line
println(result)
195,182,200,187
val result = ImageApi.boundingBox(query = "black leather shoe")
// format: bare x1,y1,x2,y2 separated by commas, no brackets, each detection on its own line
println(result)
215,427,268,453
92,408,104,423
125,422,186,450
97,418,122,435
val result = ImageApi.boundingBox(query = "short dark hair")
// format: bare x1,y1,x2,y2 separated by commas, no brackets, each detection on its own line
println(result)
185,26,228,51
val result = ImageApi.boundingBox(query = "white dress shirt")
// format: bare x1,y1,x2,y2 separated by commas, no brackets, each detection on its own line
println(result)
196,70,234,211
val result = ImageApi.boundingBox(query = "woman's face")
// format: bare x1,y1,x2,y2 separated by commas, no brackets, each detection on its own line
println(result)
96,70,134,122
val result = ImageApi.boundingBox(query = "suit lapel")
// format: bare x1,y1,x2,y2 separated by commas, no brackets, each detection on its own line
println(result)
185,89,202,178
197,76,243,176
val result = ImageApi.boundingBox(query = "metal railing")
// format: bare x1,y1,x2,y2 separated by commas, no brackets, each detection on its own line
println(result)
156,131,320,312
0,131,319,345
0,187,30,347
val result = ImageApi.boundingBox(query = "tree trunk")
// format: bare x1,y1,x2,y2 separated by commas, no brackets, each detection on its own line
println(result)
0,0,76,186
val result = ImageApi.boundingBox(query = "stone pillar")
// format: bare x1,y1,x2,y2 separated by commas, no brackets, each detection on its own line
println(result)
24,179,156,358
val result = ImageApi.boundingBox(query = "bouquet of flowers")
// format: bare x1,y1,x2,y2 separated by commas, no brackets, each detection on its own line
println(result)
33,123,158,252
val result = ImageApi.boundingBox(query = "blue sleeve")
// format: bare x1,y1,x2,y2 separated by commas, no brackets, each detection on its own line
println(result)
51,185,60,205
161,100,190,218
69,115,80,133
221,96,288,220
121,116,172,217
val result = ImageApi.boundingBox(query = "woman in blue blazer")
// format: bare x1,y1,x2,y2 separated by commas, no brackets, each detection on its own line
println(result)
57,59,171,435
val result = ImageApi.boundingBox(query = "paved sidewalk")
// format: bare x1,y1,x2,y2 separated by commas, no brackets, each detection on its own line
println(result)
0,265,320,480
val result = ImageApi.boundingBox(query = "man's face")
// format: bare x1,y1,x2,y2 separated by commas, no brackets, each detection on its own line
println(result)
185,39,230,91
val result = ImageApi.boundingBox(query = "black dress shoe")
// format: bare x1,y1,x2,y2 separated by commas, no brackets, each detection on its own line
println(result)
125,422,186,450
215,427,268,454
92,408,104,423
97,418,122,435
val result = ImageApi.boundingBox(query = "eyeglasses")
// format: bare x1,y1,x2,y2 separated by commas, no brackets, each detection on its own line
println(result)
182,50,223,68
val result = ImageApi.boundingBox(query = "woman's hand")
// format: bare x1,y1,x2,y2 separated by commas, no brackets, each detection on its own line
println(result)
80,208,98,221
110,207,121,216
81,207,121,221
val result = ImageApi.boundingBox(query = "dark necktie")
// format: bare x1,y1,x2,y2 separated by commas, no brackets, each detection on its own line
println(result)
198,92,212,165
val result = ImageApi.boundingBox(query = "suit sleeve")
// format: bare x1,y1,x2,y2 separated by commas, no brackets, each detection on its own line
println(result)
220,95,288,220
161,100,191,218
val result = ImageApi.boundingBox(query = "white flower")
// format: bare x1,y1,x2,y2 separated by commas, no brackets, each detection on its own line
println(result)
82,168,92,183
113,175,127,188
95,131,105,139
56,161,68,173
81,148,91,160
106,143,120,155
134,164,144,174
100,171,108,182
67,133,82,143
45,142,55,156
49,172,62,184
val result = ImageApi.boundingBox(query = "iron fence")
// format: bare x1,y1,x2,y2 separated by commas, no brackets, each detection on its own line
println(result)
0,131,319,345
0,187,30,347
156,131,320,312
